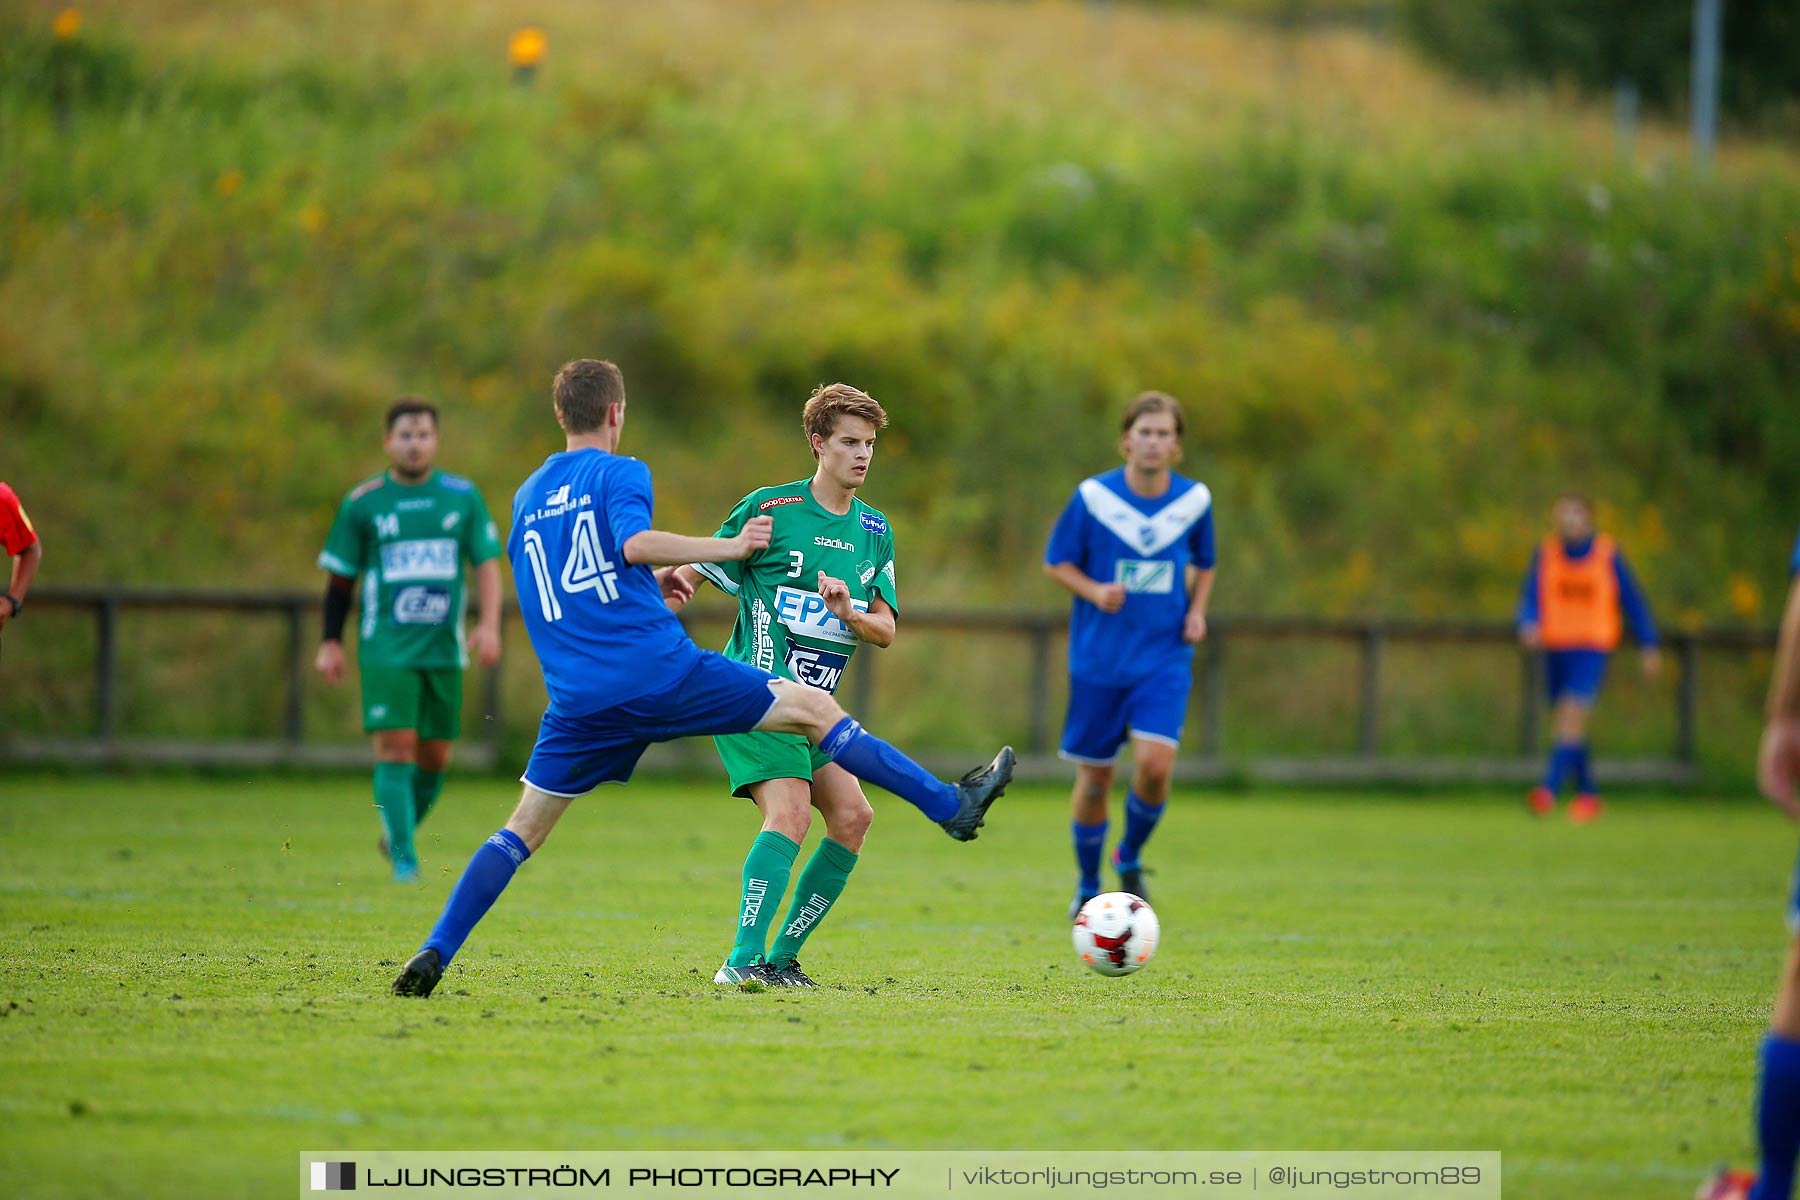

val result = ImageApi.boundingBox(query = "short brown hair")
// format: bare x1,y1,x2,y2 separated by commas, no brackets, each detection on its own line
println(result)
385,397,438,431
1120,390,1184,437
552,359,626,433
802,383,887,458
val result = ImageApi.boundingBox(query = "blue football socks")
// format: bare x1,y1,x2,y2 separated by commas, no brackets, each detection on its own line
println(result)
1072,820,1108,895
1542,743,1577,793
820,717,958,822
421,829,530,968
1751,1032,1800,1200
1571,741,1597,794
1116,790,1164,870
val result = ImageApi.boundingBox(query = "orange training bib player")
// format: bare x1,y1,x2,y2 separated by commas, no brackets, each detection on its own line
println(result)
1537,534,1620,651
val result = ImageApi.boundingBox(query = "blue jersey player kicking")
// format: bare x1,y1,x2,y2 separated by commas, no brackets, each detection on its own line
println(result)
1699,526,1800,1200
390,360,1014,997
1044,391,1215,921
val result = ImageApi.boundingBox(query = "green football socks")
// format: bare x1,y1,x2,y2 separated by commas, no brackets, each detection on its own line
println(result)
412,769,444,826
373,761,418,875
726,830,799,968
767,837,858,968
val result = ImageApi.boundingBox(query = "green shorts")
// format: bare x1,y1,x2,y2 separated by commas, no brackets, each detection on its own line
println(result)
360,665,463,740
714,729,834,799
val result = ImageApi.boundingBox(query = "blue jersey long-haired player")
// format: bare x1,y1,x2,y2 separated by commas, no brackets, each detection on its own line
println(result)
389,359,1013,998
1043,391,1215,920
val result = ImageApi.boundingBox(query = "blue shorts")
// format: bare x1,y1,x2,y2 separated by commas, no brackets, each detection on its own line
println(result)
1059,663,1192,766
1544,649,1609,705
522,651,780,797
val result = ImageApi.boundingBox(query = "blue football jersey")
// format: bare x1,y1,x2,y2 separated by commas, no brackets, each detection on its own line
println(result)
508,449,699,712
1045,467,1215,686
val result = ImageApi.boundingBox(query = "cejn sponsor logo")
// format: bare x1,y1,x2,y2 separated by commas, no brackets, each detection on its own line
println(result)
380,538,459,582
1116,558,1175,594
786,645,851,692
774,585,866,645
392,586,451,625
759,495,803,511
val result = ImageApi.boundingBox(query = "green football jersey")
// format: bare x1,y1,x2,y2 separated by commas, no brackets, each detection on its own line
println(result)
692,480,899,693
317,469,502,669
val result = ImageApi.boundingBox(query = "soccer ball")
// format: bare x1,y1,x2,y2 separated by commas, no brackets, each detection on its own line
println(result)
1072,892,1159,976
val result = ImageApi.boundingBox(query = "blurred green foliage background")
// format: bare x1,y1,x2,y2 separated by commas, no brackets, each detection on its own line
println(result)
2,0,1796,760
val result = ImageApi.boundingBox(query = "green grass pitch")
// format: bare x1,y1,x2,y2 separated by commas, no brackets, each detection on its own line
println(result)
0,773,1787,1198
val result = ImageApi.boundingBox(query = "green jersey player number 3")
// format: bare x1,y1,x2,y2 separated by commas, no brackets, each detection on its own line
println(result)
693,484,898,694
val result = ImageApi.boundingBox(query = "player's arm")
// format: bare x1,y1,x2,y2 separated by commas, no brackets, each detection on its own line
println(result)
1044,561,1125,613
1760,569,1800,820
1184,566,1215,644
655,565,701,612
1043,489,1124,612
1182,505,1216,643
611,467,771,568
315,492,365,686
1613,550,1661,677
467,558,503,669
0,539,40,633
818,571,895,648
315,573,355,686
462,492,504,668
1516,549,1543,648
622,522,771,566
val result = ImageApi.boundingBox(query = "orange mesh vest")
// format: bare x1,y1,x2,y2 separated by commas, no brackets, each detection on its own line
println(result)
1538,534,1620,650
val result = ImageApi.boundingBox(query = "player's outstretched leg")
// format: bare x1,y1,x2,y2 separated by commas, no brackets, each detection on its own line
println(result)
391,786,570,997
759,680,1013,841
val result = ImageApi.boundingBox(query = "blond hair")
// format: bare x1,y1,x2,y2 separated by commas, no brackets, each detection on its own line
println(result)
802,383,888,458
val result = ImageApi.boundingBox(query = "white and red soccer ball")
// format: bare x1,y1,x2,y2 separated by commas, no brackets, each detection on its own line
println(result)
1071,892,1159,976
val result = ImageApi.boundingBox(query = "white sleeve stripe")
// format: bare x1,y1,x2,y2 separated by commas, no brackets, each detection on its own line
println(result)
691,561,739,595
317,551,358,576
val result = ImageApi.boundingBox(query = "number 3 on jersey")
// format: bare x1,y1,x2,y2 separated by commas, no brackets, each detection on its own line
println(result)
521,511,619,621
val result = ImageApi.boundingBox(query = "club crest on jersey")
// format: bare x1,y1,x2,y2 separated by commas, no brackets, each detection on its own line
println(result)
380,538,459,582
1116,558,1175,594
393,586,452,625
859,511,888,536
857,561,876,586
785,646,851,692
441,511,461,531
774,585,866,644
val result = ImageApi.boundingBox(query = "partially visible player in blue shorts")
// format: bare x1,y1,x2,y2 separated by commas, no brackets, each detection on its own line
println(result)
389,360,1013,997
1514,493,1660,823
1044,391,1214,920
1698,523,1800,1200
